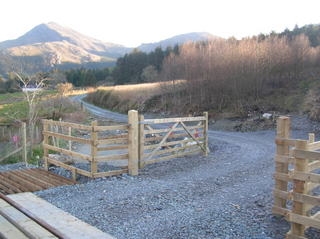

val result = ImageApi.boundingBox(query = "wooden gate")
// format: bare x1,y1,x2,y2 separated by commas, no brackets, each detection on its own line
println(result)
42,111,208,179
139,112,209,167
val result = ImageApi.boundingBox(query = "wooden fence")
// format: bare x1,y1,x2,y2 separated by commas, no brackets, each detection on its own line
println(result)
273,116,320,239
0,122,27,163
42,110,208,180
139,112,209,168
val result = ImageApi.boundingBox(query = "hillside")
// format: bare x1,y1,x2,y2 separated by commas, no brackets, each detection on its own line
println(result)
0,22,133,74
0,23,221,75
137,32,220,52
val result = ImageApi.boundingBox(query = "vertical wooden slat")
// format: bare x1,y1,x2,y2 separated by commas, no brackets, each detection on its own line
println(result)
68,127,72,151
91,121,98,177
42,121,49,171
274,116,291,213
21,122,27,165
139,114,145,169
203,112,209,156
128,110,139,176
287,140,309,238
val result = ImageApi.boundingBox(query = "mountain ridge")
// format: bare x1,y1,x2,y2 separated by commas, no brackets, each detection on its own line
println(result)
0,22,219,74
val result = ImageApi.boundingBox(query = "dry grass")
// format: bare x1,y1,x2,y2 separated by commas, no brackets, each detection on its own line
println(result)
97,80,186,101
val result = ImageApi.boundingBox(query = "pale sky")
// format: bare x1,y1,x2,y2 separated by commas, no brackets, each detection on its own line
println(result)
0,0,319,47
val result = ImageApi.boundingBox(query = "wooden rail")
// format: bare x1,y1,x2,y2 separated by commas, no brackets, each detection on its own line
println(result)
42,111,208,180
273,116,320,239
139,112,209,168
42,117,132,180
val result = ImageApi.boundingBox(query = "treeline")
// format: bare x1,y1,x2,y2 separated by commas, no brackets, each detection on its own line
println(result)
112,46,179,84
64,68,111,87
159,33,320,114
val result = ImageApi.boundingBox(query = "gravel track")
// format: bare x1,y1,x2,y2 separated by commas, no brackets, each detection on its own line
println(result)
34,129,289,239
2,96,319,238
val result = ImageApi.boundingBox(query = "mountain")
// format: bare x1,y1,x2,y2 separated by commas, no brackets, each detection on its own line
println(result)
137,32,220,52
0,23,221,75
0,22,132,74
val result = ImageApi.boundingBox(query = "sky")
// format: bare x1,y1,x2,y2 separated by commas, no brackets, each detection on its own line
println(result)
0,0,320,47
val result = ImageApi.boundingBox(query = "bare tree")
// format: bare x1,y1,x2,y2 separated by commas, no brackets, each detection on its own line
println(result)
14,72,47,159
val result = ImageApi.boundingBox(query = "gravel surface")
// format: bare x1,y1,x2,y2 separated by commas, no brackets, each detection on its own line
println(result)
32,124,300,239
2,109,320,238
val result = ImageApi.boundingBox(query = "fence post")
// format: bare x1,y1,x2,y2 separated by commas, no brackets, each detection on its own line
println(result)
273,116,291,214
287,140,309,238
139,114,145,169
42,120,49,170
91,121,98,178
128,110,139,176
203,112,209,156
21,122,27,165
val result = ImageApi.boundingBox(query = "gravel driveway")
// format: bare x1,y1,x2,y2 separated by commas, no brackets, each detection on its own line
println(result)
34,128,291,239
3,96,319,238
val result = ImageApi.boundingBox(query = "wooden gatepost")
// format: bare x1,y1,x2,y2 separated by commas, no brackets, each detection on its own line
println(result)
273,116,320,238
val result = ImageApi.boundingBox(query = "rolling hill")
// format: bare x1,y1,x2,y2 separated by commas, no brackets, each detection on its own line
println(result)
0,22,220,75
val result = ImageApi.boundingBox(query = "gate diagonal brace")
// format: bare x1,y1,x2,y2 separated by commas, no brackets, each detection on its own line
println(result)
180,121,209,154
146,122,179,161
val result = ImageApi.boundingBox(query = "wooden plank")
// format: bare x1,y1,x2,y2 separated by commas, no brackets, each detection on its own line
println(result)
144,148,202,165
42,119,91,131
146,122,179,161
0,214,29,239
96,153,129,162
275,137,296,146
144,144,202,158
97,144,128,151
274,117,291,217
290,140,309,237
292,192,320,206
273,172,292,182
275,154,294,164
203,112,209,156
144,132,191,143
273,189,292,200
14,169,56,189
144,137,204,150
46,157,92,178
307,141,320,151
0,199,58,238
285,232,307,239
292,171,320,183
33,169,75,185
272,206,290,218
139,114,145,168
294,149,320,161
97,138,128,145
128,110,139,176
144,125,203,135
289,213,320,230
0,174,24,193
93,124,129,131
3,171,43,192
43,131,91,144
7,193,115,239
308,160,320,172
0,146,23,162
44,144,92,161
180,121,208,153
93,169,128,178
0,182,16,195
91,121,98,176
142,116,205,124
